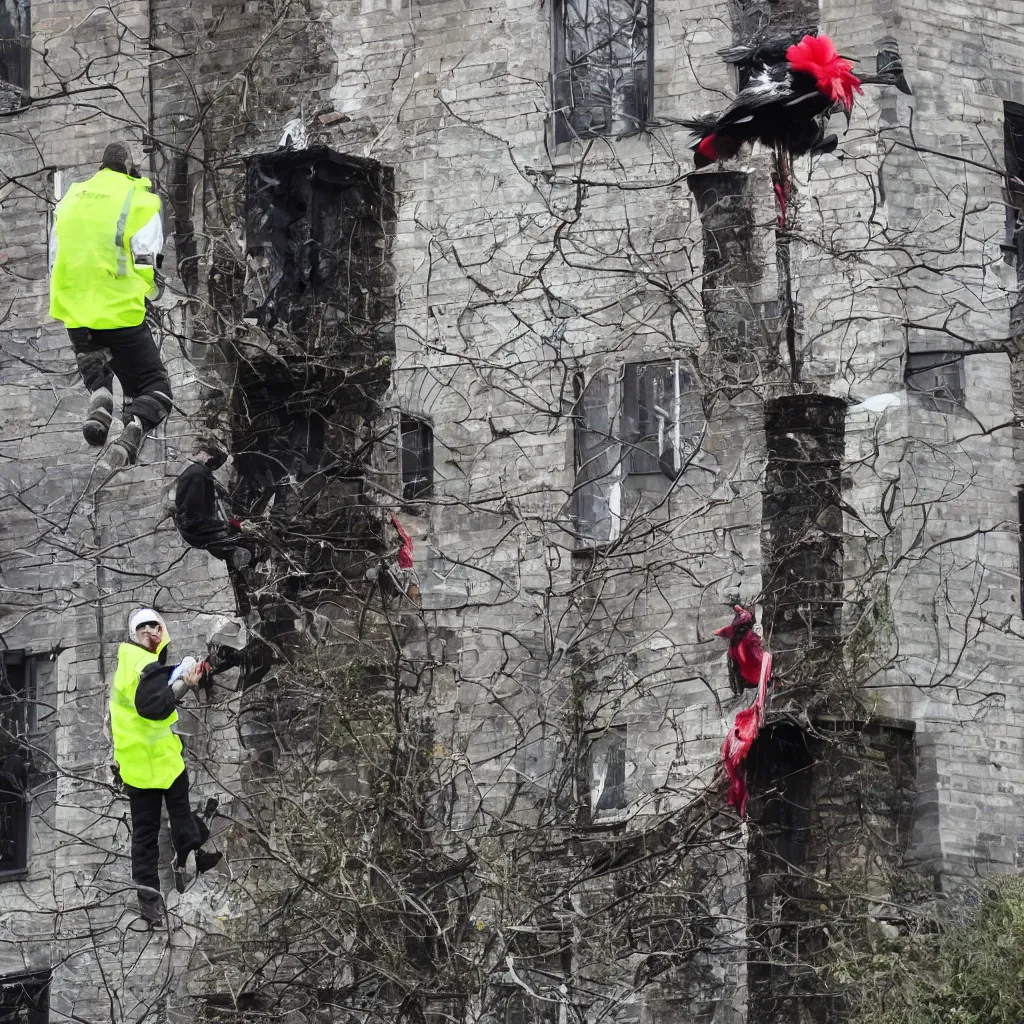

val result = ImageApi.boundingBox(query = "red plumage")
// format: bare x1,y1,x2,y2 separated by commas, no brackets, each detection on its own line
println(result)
715,605,774,817
713,604,769,688
785,34,863,110
683,32,861,169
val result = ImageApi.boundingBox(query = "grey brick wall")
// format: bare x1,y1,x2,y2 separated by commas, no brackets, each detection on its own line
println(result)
2,0,1024,1019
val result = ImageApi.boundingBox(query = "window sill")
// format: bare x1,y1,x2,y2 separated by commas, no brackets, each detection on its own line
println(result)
587,808,630,827
0,869,29,884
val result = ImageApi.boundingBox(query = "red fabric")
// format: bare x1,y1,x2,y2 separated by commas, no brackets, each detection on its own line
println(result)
713,605,769,688
715,605,774,817
785,34,862,110
228,517,243,529
391,515,413,570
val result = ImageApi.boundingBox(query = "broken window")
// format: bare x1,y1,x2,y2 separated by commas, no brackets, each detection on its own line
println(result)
1004,102,1024,265
587,725,627,815
904,351,965,411
0,1,29,106
551,0,653,144
623,360,703,477
0,971,50,1023
401,416,433,503
0,652,54,879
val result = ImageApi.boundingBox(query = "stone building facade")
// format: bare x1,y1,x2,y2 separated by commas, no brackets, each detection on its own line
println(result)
0,0,1023,1021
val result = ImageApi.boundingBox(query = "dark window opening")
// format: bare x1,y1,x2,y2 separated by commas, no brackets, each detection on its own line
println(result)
1018,488,1024,610
551,0,653,144
762,396,845,684
905,351,965,411
587,725,627,814
244,147,394,353
492,937,570,1024
401,416,433,503
0,971,50,1024
0,1,29,107
1004,102,1024,266
0,652,53,879
623,359,703,477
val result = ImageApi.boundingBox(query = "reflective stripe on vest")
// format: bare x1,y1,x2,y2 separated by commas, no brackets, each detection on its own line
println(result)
109,641,184,790
49,168,161,330
114,188,134,278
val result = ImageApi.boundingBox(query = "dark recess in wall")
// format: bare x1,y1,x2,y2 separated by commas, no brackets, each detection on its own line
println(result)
746,717,916,1024
688,172,781,384
762,395,845,694
226,148,397,752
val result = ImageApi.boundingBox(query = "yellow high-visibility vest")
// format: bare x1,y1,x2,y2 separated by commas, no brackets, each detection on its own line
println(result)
109,639,184,789
49,168,162,330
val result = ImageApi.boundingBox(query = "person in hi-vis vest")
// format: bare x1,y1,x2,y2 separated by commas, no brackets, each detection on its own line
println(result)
110,608,222,926
49,143,172,471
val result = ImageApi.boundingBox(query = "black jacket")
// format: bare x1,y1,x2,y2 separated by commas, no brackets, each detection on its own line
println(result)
135,648,179,721
175,461,232,546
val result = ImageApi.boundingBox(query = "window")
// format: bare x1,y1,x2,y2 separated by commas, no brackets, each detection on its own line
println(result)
587,725,627,815
0,652,55,879
401,416,433,503
1018,488,1024,611
572,371,621,545
571,360,705,546
0,1,29,106
0,972,50,1023
1004,102,1024,265
551,0,653,144
904,352,965,411
623,359,703,476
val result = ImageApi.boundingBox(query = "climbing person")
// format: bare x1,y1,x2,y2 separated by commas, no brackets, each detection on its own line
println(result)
49,142,171,470
109,608,222,926
174,438,263,570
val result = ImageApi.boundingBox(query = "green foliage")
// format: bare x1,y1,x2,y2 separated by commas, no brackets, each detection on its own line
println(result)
853,877,1024,1024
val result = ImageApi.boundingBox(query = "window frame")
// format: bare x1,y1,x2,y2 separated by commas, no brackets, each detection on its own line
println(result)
585,724,628,820
550,0,654,146
0,970,50,1023
400,415,434,506
1004,101,1024,265
904,351,965,412
1018,487,1024,613
622,358,703,477
0,0,30,105
0,651,54,882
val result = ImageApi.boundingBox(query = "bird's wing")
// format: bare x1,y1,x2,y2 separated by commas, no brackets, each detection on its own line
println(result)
716,69,795,125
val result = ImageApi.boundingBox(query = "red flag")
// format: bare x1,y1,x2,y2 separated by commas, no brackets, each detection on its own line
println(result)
716,606,773,817
391,515,413,570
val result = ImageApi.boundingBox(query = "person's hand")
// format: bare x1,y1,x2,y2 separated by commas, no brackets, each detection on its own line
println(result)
228,517,243,530
182,665,204,688
239,519,260,534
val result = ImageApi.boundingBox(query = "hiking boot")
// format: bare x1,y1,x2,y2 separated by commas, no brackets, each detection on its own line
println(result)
109,416,148,468
82,388,114,447
194,849,223,874
138,895,165,927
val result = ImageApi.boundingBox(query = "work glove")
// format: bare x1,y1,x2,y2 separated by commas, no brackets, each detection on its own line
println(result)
239,519,261,534
110,763,124,794
228,517,243,530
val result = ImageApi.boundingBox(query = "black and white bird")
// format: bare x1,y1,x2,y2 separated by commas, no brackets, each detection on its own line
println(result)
683,33,863,168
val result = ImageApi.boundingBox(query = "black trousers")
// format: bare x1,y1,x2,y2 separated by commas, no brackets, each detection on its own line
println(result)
126,768,207,897
68,321,173,430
